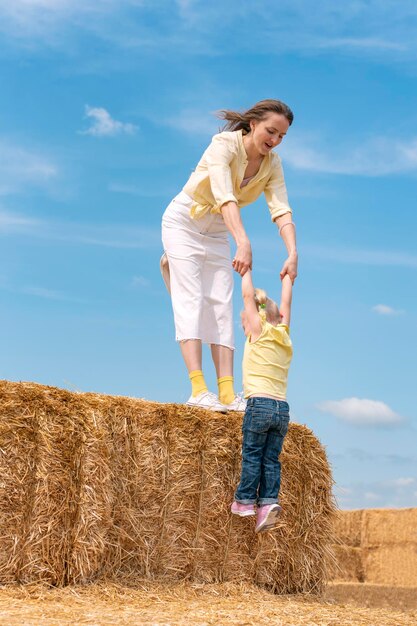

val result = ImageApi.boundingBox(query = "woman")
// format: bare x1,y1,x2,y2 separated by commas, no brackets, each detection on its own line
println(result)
161,99,297,412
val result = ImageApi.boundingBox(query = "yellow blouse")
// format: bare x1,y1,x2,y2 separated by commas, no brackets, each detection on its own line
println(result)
182,129,292,221
242,318,293,400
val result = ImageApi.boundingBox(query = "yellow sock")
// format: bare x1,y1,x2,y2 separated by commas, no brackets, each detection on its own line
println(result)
189,370,208,397
217,376,235,405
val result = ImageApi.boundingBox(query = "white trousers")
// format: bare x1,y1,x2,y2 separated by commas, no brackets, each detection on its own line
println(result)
162,191,234,349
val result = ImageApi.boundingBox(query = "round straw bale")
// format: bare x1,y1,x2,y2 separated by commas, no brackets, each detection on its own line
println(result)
0,380,336,593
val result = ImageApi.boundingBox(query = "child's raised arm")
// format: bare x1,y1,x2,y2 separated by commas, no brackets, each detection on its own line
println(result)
279,274,293,327
242,271,262,339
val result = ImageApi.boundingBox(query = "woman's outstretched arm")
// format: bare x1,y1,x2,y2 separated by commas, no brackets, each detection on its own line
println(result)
221,201,252,276
275,216,297,282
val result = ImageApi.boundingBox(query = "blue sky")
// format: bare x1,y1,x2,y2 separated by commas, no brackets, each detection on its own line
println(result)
1,1,416,510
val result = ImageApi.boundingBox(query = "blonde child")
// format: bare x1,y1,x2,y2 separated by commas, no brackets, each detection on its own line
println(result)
231,269,293,533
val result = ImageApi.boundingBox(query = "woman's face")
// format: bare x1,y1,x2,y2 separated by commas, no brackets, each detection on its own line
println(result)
250,112,290,156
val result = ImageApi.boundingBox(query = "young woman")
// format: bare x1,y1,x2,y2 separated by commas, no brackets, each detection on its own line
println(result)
161,99,297,412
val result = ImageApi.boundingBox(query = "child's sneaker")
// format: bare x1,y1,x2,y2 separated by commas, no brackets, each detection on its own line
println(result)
231,501,256,517
225,392,247,412
186,391,228,413
255,503,282,533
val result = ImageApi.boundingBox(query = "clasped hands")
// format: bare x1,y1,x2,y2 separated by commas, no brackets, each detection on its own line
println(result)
232,242,298,283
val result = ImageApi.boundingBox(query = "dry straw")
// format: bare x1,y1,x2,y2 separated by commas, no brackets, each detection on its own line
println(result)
0,380,336,592
330,508,417,586
1,579,416,626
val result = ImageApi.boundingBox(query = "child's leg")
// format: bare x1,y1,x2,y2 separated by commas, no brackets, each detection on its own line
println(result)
234,404,268,504
258,404,290,505
258,432,284,505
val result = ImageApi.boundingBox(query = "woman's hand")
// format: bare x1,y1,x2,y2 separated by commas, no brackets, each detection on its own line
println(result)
280,251,298,283
220,201,252,276
232,240,252,276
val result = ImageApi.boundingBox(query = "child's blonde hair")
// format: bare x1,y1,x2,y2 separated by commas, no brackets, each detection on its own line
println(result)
254,288,281,325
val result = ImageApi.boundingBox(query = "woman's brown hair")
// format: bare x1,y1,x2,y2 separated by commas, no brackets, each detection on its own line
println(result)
217,99,294,133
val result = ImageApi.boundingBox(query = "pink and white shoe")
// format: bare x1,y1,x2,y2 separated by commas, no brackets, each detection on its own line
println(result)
255,503,282,533
231,501,256,517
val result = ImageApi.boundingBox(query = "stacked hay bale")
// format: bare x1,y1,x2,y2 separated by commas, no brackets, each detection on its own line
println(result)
330,509,364,582
331,508,417,586
362,508,417,587
0,380,336,592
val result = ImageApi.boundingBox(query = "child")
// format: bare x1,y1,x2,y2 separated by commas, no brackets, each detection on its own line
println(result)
231,270,293,533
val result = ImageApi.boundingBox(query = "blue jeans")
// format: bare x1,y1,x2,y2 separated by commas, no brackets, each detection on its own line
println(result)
234,397,290,506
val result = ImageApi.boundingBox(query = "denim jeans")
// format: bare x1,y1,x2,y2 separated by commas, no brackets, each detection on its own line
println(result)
234,397,290,506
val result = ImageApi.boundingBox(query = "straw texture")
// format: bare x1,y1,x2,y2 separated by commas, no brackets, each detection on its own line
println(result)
1,579,416,626
0,380,336,592
331,508,417,586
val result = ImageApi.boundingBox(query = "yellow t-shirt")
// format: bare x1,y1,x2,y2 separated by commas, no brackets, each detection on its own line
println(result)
242,318,293,399
182,129,292,222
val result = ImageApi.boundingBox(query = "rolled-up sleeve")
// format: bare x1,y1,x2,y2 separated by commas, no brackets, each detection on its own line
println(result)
264,157,292,222
204,134,238,212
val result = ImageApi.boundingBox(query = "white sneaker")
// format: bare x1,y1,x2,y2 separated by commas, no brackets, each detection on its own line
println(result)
225,393,247,412
186,391,228,413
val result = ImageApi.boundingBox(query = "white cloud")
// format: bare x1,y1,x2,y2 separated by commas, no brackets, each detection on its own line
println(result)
22,286,63,299
1,0,417,67
131,275,149,287
109,183,143,195
336,474,417,508
0,208,160,249
316,37,406,52
108,182,172,198
386,477,415,487
0,279,87,303
317,397,404,426
364,491,380,501
280,133,417,176
155,108,219,137
176,0,195,10
373,304,404,316
0,1,137,43
0,209,40,233
20,285,84,302
0,140,57,195
303,244,417,270
80,106,138,137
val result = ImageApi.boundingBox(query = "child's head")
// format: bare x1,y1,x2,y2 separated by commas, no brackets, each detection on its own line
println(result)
254,288,282,325
240,287,282,336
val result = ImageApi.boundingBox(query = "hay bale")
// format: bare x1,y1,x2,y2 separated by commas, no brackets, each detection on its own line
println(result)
329,546,364,582
0,386,38,584
0,380,336,592
363,545,417,587
333,510,363,547
362,508,417,547
331,508,417,587
0,384,114,585
362,509,417,587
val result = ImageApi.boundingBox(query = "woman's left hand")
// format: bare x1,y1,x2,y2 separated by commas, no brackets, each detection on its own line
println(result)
280,252,298,283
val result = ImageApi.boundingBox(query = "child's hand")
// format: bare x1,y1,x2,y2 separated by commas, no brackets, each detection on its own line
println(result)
232,241,252,276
